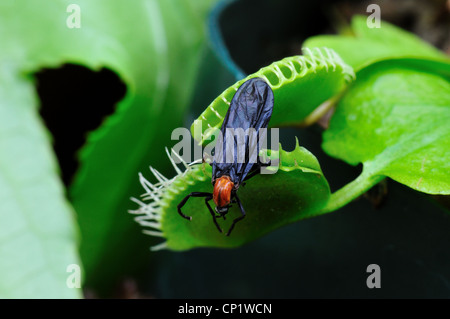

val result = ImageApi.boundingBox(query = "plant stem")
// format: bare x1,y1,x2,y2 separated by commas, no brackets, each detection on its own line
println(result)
301,97,336,127
318,168,385,215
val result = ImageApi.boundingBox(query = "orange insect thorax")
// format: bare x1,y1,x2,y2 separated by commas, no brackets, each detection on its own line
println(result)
213,176,234,208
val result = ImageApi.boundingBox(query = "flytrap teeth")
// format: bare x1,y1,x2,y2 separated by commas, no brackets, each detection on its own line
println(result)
130,148,198,251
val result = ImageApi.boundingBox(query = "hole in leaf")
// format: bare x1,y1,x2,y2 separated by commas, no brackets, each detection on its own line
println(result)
304,60,314,69
35,64,127,186
279,64,293,79
262,70,280,86
292,60,302,73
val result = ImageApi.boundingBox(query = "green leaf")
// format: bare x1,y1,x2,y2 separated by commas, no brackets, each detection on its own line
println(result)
191,48,355,145
131,141,330,250
0,69,81,298
303,15,449,70
67,0,215,286
1,0,216,293
322,61,450,213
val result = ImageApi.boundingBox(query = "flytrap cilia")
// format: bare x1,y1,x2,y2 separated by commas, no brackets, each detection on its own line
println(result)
178,77,274,236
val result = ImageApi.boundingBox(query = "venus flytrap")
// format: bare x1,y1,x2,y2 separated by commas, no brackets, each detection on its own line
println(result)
192,47,355,145
303,15,448,70
306,17,450,211
321,60,450,210
132,19,449,251
131,48,351,250
132,141,330,251
0,0,218,295
129,149,203,251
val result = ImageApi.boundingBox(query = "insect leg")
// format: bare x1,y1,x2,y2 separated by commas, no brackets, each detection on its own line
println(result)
177,192,212,221
226,193,246,236
204,197,223,233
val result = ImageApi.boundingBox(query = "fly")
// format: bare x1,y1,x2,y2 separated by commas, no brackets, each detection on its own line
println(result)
177,77,274,236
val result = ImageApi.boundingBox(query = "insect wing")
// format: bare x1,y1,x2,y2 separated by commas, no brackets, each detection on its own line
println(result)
213,77,274,184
